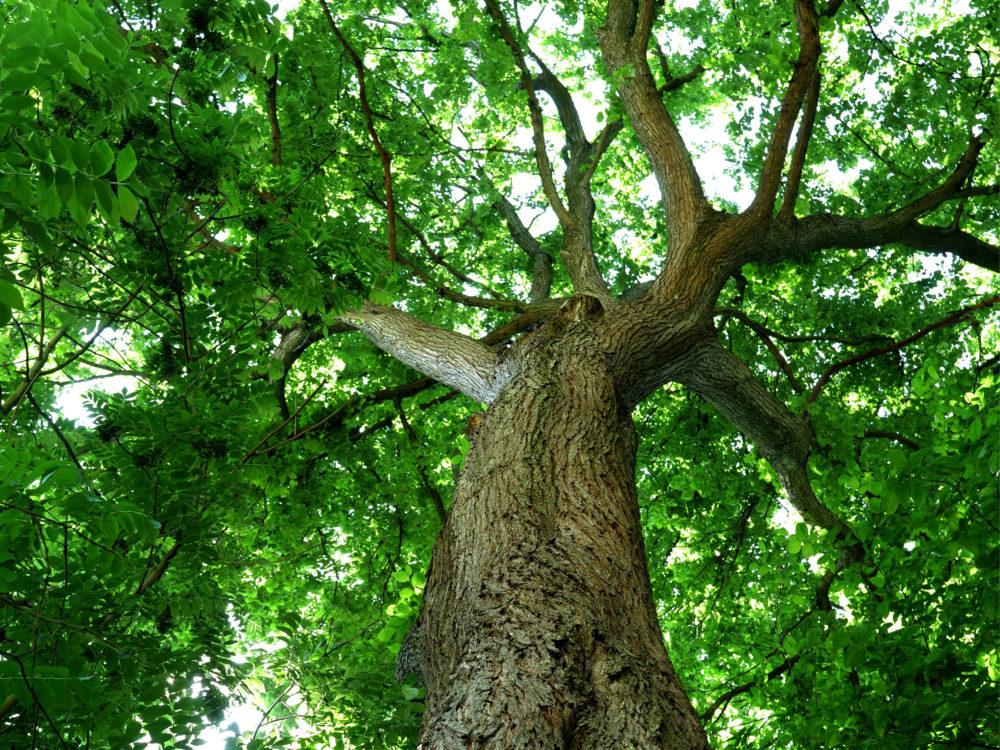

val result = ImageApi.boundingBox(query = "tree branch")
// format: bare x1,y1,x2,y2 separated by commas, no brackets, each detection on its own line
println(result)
363,182,509,298
677,340,858,540
596,0,709,250
485,0,612,299
493,195,553,302
896,222,1000,273
318,1,397,264
1,325,69,416
719,312,804,393
778,68,820,220
755,134,994,271
758,215,998,273
482,0,570,227
807,294,999,405
746,0,820,220
136,539,183,595
248,300,566,456
338,302,502,403
702,655,800,724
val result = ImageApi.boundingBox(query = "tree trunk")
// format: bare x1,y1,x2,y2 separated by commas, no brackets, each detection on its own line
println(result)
411,309,709,749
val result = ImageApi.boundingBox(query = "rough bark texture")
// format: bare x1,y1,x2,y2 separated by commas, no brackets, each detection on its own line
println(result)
413,304,709,749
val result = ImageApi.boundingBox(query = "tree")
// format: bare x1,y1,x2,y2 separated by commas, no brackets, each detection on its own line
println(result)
0,0,997,746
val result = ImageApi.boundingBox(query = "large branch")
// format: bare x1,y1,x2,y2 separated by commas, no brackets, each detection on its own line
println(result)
897,222,1000,272
758,215,999,273
596,0,709,250
777,68,820,220
752,135,995,271
745,0,820,220
485,0,612,300
676,341,858,541
482,0,570,226
338,303,502,403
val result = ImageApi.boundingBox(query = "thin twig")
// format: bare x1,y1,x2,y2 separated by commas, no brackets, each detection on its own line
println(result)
807,295,999,405
318,1,398,264
241,378,328,463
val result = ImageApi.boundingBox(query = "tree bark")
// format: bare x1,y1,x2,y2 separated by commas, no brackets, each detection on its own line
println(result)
409,306,709,749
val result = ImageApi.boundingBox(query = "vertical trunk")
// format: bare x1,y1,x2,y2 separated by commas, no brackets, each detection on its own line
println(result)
413,324,708,748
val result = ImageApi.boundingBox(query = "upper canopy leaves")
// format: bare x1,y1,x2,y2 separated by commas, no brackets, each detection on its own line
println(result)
0,0,996,747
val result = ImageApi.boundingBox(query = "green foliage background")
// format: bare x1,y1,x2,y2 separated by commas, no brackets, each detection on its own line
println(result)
0,0,996,747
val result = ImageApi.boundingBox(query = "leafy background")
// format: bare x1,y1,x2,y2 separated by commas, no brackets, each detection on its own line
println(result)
0,0,996,747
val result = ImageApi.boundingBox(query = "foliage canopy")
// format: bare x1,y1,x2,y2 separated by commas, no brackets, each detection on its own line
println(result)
0,0,997,747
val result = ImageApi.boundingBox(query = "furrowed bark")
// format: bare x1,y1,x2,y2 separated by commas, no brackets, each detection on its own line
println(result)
413,306,709,749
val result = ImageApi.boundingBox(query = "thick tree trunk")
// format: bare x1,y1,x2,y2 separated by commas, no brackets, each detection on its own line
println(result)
411,313,709,749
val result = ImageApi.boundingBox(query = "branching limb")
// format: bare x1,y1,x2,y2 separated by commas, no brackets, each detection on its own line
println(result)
482,0,570,227
715,307,893,346
136,539,182,596
650,38,706,96
269,324,333,418
523,54,588,157
860,429,921,452
338,302,502,403
754,134,995,271
394,250,529,312
746,0,820,221
1,325,69,416
889,133,986,225
716,310,804,393
896,222,1000,272
702,655,799,724
596,0,709,249
757,216,998,273
363,183,508,298
493,196,553,302
677,340,858,541
485,0,612,299
778,68,820,220
250,301,565,455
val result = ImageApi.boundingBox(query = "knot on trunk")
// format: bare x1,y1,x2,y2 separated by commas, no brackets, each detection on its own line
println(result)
555,294,604,327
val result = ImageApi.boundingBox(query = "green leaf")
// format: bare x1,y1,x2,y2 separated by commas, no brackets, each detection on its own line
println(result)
21,220,52,251
74,174,94,211
116,144,137,181
0,280,23,310
69,139,91,171
118,184,139,222
55,167,74,202
90,140,114,176
94,179,118,223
